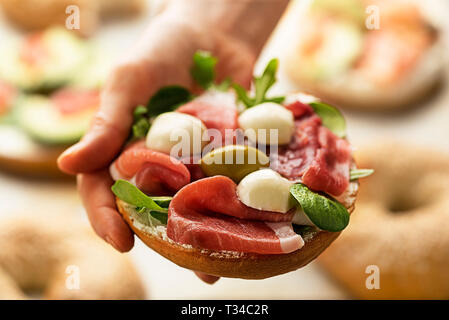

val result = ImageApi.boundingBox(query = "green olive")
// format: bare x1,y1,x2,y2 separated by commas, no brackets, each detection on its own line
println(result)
200,145,270,183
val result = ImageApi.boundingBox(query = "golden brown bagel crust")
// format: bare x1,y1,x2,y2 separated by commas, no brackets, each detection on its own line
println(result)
0,148,68,178
0,213,145,299
117,179,357,279
318,142,449,299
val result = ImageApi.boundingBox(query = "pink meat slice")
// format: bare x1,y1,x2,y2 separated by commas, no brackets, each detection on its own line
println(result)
271,115,322,180
113,140,191,195
168,177,303,254
302,127,351,196
177,100,239,144
169,176,294,222
271,107,351,196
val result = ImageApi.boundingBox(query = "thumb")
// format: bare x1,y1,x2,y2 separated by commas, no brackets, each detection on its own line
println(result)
58,62,154,174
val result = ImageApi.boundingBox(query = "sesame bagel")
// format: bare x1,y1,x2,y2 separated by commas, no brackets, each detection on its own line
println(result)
318,142,449,299
0,213,145,299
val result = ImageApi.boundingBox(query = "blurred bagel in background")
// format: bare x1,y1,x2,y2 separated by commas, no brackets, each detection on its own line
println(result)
0,213,145,299
0,0,145,36
283,0,447,110
318,142,449,299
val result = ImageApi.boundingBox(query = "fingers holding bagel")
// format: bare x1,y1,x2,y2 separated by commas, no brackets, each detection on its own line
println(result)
77,170,134,253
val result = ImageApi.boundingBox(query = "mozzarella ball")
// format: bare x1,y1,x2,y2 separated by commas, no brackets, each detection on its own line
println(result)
238,102,294,145
146,112,207,157
237,169,294,213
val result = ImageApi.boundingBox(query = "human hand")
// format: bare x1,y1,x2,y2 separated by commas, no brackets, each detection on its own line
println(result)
58,0,288,284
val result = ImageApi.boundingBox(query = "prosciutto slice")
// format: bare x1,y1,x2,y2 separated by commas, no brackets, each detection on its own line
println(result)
111,141,191,195
168,176,303,254
177,100,239,144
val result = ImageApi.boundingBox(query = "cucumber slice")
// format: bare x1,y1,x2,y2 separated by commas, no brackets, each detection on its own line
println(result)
0,27,90,92
16,95,95,145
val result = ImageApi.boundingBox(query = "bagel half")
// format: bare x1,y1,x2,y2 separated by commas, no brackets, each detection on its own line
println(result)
0,126,68,178
282,0,446,110
116,180,358,279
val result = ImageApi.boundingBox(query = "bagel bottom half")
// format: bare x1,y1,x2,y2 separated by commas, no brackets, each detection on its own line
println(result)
318,142,449,299
116,179,358,280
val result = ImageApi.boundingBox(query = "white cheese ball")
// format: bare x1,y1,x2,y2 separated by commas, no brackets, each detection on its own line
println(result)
146,112,207,157
237,169,294,213
238,102,294,145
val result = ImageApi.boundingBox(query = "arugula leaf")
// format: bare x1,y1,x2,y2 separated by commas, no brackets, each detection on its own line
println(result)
133,105,148,119
232,83,254,108
233,58,284,108
290,183,349,232
146,86,192,117
254,58,279,105
214,77,232,91
310,102,346,138
150,196,172,208
111,180,169,225
350,168,374,180
191,51,217,89
131,117,150,140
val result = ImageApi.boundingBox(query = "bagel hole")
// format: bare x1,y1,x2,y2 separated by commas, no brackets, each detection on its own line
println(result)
388,197,425,213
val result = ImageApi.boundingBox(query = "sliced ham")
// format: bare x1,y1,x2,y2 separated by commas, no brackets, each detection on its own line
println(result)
112,140,191,195
168,176,303,254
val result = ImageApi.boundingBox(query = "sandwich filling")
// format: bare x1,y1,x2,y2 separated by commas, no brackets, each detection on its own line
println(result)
111,53,372,255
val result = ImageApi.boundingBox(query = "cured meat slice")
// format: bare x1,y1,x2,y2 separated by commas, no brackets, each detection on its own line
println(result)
112,140,191,195
271,115,322,179
169,176,294,222
168,211,303,254
271,112,351,196
168,177,303,254
302,126,351,196
177,100,239,144
284,100,313,119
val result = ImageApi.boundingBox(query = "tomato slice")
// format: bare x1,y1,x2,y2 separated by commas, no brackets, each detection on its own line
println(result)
20,33,49,66
0,82,16,115
51,89,100,115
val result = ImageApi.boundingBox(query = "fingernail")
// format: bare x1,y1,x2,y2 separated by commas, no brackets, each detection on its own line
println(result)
105,235,122,252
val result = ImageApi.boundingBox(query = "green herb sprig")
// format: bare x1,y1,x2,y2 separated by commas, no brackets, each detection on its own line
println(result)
350,168,374,180
112,180,171,225
233,58,285,108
